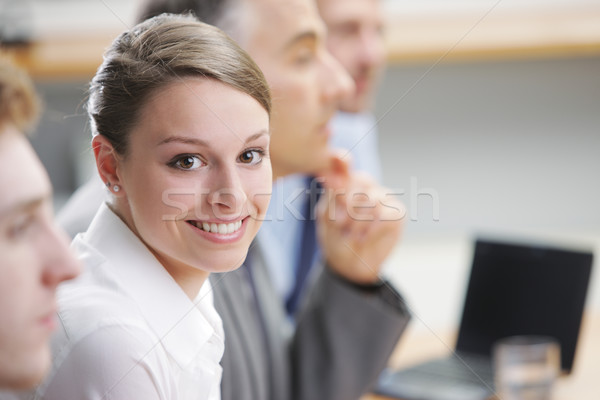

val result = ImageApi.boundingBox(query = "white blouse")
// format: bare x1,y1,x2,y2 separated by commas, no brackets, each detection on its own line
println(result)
31,203,224,400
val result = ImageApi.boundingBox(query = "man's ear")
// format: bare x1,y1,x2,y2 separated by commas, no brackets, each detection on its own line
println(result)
92,135,123,195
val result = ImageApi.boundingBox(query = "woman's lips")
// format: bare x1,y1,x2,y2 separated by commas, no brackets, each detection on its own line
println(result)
185,217,248,244
187,219,243,234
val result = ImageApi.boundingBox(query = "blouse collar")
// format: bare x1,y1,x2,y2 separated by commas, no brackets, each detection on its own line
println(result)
77,203,223,369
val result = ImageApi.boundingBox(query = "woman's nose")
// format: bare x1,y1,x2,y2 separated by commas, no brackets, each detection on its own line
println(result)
206,169,248,218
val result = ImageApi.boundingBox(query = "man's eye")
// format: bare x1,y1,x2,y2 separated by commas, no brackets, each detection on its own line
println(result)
293,47,316,66
8,214,35,239
171,155,203,170
239,150,264,165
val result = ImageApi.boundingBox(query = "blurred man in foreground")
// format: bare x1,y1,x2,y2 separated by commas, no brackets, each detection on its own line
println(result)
0,57,80,389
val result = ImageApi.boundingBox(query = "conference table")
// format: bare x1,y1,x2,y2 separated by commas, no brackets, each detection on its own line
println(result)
363,311,600,400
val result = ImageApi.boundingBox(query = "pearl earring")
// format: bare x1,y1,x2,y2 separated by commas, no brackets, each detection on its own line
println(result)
113,185,120,192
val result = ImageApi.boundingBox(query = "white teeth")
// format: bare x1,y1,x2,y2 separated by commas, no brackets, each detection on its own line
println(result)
196,220,243,234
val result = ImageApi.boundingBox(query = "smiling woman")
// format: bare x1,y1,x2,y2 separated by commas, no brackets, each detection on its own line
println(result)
94,77,271,297
8,13,272,400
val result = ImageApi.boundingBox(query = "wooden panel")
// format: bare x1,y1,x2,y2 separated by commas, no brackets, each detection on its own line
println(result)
2,7,600,77
384,6,600,63
1,33,116,81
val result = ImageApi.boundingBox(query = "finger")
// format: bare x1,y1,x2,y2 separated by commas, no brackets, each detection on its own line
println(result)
318,151,352,191
317,196,349,238
379,196,406,223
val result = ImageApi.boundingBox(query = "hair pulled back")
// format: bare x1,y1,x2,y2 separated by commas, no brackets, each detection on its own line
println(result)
88,13,271,155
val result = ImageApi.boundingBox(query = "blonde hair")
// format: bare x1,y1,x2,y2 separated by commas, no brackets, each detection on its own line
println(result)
88,13,271,155
0,55,40,134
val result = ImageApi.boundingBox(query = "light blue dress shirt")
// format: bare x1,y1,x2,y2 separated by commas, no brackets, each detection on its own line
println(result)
260,111,383,303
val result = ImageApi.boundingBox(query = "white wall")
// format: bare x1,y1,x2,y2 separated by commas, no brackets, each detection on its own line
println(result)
375,55,600,332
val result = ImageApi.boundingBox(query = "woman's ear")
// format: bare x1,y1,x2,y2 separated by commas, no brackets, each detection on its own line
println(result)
92,135,123,195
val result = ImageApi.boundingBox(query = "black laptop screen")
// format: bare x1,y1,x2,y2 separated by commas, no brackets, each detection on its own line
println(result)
455,239,593,373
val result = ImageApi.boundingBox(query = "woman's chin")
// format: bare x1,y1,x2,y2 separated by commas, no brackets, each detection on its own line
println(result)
201,250,249,274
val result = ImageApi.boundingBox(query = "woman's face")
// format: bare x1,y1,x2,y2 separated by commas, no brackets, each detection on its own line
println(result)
111,78,271,285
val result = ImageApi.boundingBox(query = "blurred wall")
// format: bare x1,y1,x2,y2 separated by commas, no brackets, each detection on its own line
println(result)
375,55,600,236
30,80,94,207
373,54,600,328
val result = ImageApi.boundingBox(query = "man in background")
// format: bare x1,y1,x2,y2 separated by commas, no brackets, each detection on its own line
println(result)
266,0,389,310
320,0,387,179
0,57,80,389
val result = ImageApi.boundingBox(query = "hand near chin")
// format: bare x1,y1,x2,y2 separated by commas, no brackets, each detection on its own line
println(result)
316,153,405,285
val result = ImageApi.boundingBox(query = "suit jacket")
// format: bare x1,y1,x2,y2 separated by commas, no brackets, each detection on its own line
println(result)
211,239,410,400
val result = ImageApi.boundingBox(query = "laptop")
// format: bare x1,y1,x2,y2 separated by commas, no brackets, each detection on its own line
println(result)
374,237,594,400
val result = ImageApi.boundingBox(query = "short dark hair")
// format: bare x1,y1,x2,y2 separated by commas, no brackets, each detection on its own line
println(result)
88,13,270,156
137,0,234,27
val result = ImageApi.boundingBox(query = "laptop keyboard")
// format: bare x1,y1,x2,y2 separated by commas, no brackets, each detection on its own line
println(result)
375,353,495,400
400,353,494,386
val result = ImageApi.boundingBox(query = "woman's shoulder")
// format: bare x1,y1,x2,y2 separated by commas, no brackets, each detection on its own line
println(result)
54,272,159,359
43,267,172,398
39,322,171,400
40,260,173,399
53,248,158,364
57,283,147,339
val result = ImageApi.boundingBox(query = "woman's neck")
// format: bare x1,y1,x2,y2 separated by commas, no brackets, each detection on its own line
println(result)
109,201,209,301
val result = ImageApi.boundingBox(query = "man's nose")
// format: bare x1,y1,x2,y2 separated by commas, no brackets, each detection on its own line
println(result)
321,50,355,104
41,224,81,288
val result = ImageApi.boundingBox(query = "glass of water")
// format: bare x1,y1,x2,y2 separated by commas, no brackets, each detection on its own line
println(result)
493,336,560,400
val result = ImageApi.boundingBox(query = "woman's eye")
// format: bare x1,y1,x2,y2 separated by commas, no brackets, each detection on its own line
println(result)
239,150,263,166
172,155,203,170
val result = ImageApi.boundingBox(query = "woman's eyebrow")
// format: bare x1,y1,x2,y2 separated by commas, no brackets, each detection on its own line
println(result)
157,136,209,147
244,130,270,144
158,129,269,147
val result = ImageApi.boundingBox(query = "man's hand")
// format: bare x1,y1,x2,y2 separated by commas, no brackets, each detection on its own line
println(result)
316,154,405,285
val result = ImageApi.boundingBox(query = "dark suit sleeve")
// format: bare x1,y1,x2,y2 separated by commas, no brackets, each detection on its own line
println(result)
291,266,411,400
